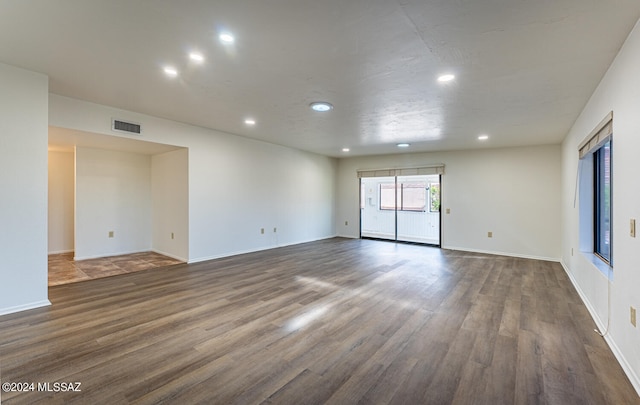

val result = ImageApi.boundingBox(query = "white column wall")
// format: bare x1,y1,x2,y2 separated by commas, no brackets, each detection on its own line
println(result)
0,63,49,315
48,150,75,254
152,148,189,261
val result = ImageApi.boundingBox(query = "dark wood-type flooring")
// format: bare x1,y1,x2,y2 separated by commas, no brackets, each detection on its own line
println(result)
48,251,183,286
1,238,638,404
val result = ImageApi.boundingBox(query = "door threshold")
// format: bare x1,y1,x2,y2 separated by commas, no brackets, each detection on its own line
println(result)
360,237,440,248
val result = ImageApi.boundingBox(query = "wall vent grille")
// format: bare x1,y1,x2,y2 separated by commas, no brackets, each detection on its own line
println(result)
112,119,142,135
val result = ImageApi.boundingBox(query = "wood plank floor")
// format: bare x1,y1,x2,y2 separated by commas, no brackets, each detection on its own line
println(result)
1,238,638,404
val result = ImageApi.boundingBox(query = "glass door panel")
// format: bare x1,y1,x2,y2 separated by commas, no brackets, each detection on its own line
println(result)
396,175,440,245
360,176,396,240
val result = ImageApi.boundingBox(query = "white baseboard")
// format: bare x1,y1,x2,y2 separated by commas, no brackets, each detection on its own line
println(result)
442,245,560,262
560,260,640,397
188,235,338,264
0,300,51,317
329,238,560,262
151,249,187,263
48,249,74,255
74,249,150,261
604,331,640,397
559,260,607,330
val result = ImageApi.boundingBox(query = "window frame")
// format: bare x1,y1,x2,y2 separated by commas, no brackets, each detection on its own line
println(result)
577,112,613,273
379,183,397,211
379,182,427,212
429,183,440,213
593,140,612,265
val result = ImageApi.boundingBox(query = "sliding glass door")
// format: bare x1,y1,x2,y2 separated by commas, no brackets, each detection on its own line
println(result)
360,174,440,245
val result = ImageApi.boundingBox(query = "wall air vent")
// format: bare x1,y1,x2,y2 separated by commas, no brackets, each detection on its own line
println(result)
112,119,142,135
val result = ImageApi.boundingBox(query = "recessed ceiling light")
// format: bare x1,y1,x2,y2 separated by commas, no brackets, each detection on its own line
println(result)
478,134,489,140
219,33,235,44
342,148,350,152
437,74,455,82
397,143,411,148
245,118,256,126
310,102,333,112
163,67,178,77
189,52,204,62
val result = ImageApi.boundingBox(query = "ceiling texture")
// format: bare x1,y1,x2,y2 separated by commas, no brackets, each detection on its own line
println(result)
2,1,640,157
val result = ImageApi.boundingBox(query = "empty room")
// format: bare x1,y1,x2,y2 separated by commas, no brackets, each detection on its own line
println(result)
1,1,640,404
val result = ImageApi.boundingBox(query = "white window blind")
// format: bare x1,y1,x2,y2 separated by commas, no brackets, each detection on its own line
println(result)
357,165,444,178
578,112,613,159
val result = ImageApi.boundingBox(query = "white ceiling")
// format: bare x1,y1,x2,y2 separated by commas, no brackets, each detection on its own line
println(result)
2,1,639,157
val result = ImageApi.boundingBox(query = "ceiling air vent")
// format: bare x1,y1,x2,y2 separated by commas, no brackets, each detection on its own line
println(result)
112,119,142,135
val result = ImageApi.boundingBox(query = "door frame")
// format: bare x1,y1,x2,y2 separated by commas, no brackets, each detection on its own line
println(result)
359,174,441,247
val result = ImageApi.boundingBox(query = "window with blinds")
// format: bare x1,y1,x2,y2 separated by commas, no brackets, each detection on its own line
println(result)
578,112,613,267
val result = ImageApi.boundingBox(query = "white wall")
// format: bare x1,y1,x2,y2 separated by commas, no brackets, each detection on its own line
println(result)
0,63,49,315
561,20,640,394
49,95,337,263
152,148,189,261
337,145,561,260
48,150,75,254
75,147,152,259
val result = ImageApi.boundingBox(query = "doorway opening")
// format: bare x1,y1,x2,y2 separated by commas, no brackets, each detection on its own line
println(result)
47,127,189,285
360,174,441,246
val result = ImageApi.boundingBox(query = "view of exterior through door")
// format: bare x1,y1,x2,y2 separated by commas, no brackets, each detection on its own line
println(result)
360,174,440,245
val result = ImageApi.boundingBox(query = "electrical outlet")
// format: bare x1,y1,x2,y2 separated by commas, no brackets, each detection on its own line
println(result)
488,231,493,238
631,219,636,238
171,232,174,240
261,228,264,234
631,306,637,327
446,208,450,214
108,231,114,238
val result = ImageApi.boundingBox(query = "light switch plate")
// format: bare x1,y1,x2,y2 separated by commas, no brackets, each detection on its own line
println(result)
631,219,636,238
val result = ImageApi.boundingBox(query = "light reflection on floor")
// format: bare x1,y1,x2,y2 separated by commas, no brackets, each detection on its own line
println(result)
286,271,423,332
